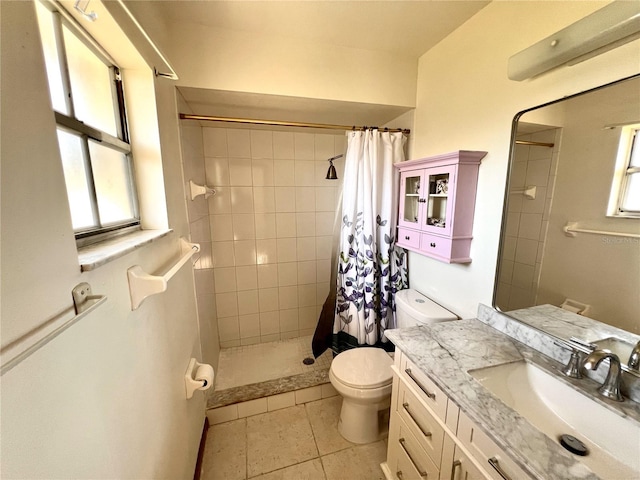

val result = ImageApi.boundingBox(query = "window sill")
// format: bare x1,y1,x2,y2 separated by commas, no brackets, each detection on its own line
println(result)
78,229,173,272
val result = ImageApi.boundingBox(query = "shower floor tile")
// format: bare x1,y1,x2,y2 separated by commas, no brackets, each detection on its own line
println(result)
215,335,332,391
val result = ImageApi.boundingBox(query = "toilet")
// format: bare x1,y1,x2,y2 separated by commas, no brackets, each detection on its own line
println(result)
329,288,457,444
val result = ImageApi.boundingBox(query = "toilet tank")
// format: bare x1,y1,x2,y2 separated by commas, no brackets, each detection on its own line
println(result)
395,289,457,328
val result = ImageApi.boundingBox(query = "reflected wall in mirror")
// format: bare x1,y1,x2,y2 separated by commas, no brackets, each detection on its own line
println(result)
495,75,640,335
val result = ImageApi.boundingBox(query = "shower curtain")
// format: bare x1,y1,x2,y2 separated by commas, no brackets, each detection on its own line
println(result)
312,129,408,356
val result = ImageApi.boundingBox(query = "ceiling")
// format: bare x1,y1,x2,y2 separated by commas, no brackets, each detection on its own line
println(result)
131,1,490,129
146,1,490,58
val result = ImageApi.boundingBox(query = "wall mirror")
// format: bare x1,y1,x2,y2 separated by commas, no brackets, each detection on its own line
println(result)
494,74,640,351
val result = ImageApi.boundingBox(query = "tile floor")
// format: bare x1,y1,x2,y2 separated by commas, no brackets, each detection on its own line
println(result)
215,335,332,390
200,396,387,480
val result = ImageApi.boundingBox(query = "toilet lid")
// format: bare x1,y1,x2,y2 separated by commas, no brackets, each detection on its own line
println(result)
331,348,393,389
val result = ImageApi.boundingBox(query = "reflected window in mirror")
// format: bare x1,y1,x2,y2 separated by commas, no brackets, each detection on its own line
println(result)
609,125,640,217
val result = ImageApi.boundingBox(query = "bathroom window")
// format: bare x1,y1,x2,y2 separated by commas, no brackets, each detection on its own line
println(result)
36,0,139,244
609,125,640,218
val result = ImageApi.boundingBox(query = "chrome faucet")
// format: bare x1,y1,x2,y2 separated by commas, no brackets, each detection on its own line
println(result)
583,350,624,402
629,341,640,371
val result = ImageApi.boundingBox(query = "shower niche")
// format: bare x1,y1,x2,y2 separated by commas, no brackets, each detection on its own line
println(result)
396,151,486,263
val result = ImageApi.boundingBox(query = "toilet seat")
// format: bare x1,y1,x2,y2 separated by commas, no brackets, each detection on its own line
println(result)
330,347,393,389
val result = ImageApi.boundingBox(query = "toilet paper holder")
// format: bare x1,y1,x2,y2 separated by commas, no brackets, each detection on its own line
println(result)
185,358,214,399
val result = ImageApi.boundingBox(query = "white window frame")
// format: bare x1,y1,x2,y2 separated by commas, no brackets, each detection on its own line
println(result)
37,0,140,245
608,124,640,218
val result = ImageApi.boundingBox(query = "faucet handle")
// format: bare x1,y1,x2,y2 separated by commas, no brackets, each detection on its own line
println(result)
628,341,640,371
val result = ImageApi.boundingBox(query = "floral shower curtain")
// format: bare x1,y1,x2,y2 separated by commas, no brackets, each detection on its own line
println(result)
332,129,408,353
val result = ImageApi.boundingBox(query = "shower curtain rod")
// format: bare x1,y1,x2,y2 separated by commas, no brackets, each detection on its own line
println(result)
179,113,411,134
515,139,554,147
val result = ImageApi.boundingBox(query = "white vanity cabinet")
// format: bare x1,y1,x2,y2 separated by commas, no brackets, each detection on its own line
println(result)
382,351,531,480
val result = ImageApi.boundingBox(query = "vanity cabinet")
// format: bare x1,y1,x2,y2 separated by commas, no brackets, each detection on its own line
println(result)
396,151,486,263
382,350,530,480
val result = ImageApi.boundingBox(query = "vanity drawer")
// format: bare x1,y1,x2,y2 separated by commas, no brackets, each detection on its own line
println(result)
457,411,531,480
449,444,488,480
397,379,445,466
399,354,448,421
398,228,421,250
420,233,451,259
388,411,440,480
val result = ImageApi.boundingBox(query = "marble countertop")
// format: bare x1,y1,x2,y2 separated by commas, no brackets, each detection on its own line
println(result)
385,318,640,480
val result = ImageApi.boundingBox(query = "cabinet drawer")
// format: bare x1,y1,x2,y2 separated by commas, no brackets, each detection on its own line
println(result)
457,411,531,480
397,379,445,466
420,233,451,260
398,228,421,250
388,412,440,480
449,445,488,480
399,354,448,421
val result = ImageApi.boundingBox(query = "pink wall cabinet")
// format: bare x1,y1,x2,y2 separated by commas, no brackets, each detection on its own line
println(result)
395,151,487,263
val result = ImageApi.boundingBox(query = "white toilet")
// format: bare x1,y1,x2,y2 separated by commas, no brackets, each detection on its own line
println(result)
329,288,457,444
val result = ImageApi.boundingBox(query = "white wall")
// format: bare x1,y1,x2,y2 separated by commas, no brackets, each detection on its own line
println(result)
0,2,204,478
408,1,640,319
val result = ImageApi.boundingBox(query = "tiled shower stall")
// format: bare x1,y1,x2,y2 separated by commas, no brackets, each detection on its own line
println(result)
180,120,346,369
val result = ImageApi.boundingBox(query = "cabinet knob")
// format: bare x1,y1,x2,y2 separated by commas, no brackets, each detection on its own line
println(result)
405,236,410,240
430,242,436,248
417,198,426,203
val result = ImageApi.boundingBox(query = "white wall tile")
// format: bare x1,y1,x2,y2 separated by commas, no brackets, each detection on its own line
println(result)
210,214,233,241
315,212,334,236
321,383,338,398
256,239,278,265
252,159,274,186
280,330,300,340
294,133,314,160
218,315,240,341
267,392,295,411
273,132,294,159
297,261,316,285
518,213,542,240
276,213,297,238
255,214,277,239
260,311,280,335
230,187,254,213
512,263,535,289
212,241,236,268
295,187,316,212
279,286,299,309
297,237,316,261
202,128,228,157
214,267,237,294
298,306,317,329
314,134,335,160
316,282,329,305
205,157,230,186
250,131,273,159
277,262,298,287
229,158,253,186
238,289,259,316
208,186,232,214
274,159,295,186
216,292,238,318
525,159,552,186
275,187,296,213
257,264,279,289
298,284,316,308
315,236,332,260
253,187,276,214
296,212,316,237
233,214,256,240
237,398,268,418
234,240,257,266
279,308,298,333
227,129,251,158
515,238,539,266
241,336,261,346
236,266,258,291
258,287,279,312
238,313,260,339
277,238,297,262
294,161,315,186
316,259,330,283
260,333,281,343
194,269,214,298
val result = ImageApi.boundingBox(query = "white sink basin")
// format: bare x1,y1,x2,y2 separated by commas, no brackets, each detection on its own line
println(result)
469,361,640,479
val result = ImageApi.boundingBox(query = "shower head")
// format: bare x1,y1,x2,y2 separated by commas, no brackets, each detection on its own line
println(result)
326,154,343,180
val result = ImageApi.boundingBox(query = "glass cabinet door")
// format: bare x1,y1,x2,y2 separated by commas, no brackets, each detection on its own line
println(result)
423,167,455,235
399,171,423,228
